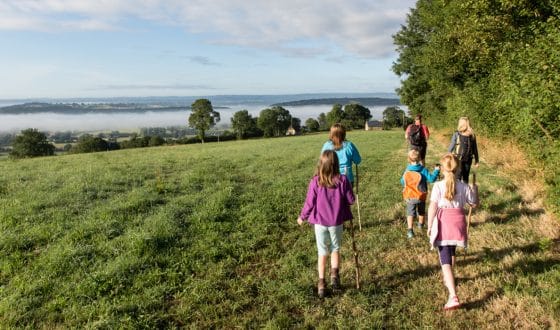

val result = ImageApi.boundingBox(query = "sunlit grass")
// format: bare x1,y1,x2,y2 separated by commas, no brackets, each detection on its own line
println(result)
0,130,558,328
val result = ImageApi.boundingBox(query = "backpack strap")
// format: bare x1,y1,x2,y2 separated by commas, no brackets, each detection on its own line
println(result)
453,131,460,156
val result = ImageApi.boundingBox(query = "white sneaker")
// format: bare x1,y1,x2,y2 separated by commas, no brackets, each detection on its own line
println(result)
444,295,461,310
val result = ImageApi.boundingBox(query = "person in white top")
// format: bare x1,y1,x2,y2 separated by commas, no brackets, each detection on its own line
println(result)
427,153,479,311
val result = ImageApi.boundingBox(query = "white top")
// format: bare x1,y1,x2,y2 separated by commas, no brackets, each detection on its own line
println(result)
430,180,476,208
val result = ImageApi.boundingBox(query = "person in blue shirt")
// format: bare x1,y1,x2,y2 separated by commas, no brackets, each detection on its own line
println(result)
321,123,362,185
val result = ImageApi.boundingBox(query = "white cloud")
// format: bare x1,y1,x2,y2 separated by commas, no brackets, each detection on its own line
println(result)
185,56,221,66
0,0,415,58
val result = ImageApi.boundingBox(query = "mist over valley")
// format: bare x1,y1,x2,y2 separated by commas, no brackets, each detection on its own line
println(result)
0,94,400,134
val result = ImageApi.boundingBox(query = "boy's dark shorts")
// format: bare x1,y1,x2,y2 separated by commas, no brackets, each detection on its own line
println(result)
405,199,426,217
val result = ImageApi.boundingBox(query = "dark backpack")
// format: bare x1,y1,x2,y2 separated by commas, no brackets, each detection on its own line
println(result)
409,125,425,146
453,132,472,160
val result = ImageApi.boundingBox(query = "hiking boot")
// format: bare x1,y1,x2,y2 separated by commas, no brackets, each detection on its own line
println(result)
330,268,341,291
317,279,326,298
444,295,461,311
407,229,414,239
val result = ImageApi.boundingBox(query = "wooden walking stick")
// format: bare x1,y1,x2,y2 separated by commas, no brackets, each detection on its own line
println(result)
464,172,477,262
355,164,362,231
348,219,361,289
467,172,476,236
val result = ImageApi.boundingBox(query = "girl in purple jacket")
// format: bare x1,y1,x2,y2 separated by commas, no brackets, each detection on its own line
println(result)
297,150,355,298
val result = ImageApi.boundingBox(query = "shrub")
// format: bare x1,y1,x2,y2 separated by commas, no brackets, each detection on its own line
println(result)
9,128,55,159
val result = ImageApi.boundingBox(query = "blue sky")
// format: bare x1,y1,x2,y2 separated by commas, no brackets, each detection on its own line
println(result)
0,0,416,99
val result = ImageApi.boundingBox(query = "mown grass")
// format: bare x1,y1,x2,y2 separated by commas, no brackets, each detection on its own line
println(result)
0,130,558,328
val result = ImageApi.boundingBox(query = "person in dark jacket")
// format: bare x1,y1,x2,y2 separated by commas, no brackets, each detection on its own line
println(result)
447,117,479,183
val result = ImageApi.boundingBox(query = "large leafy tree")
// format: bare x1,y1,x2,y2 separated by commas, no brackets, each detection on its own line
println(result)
257,106,292,137
10,128,55,158
231,110,257,139
393,0,560,211
392,0,447,119
188,99,220,143
383,106,407,129
71,134,110,153
305,118,320,132
343,103,372,129
326,104,344,127
291,117,302,133
317,113,328,131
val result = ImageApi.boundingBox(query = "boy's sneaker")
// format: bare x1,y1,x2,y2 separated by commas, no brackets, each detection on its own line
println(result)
444,295,461,310
417,222,424,229
407,229,414,239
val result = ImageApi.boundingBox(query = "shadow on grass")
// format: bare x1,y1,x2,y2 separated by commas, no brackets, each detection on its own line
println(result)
461,290,501,311
485,205,545,224
377,238,559,309
476,185,545,225
358,217,398,229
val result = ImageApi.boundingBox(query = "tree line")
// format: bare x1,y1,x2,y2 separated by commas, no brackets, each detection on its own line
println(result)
8,98,394,158
393,0,560,212
187,98,376,141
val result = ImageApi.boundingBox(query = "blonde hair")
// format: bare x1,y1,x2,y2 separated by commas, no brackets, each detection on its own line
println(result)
316,150,340,188
457,117,474,136
329,123,346,150
440,153,459,200
408,149,420,163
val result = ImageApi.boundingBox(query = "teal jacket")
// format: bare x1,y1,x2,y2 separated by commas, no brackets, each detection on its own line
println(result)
321,140,362,183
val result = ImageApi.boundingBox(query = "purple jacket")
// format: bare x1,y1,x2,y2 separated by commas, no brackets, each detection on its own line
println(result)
299,175,355,226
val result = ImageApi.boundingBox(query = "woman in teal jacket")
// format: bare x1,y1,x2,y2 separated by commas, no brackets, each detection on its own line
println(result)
321,123,362,185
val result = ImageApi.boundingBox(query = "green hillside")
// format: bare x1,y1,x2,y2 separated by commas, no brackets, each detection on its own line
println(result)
1,130,558,328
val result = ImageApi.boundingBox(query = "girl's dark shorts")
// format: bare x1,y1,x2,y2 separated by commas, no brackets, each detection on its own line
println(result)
438,245,456,265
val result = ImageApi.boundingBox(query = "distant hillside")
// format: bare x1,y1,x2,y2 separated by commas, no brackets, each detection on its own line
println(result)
272,97,401,107
0,95,402,114
0,102,228,114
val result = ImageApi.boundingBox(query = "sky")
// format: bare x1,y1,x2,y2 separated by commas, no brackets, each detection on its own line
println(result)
0,0,416,99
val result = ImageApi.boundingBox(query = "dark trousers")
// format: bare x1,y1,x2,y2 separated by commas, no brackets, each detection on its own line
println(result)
458,159,472,183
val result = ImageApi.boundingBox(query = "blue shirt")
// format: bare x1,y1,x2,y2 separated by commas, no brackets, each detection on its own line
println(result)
321,140,362,183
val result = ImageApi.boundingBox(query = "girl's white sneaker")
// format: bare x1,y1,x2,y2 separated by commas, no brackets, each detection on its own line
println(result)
444,295,461,310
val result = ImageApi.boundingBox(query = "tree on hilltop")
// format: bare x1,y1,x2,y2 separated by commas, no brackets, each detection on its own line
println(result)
231,110,258,139
305,118,320,132
257,106,292,137
382,106,407,129
343,103,372,129
71,134,120,153
317,113,328,131
326,104,344,127
188,99,220,143
10,128,55,159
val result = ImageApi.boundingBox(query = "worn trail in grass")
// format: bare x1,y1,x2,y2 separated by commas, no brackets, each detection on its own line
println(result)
0,130,558,328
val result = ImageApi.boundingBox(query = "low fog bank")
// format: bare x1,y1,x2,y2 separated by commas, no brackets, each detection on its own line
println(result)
0,105,386,134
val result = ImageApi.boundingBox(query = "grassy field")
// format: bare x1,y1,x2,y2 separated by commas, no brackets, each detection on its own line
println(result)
0,130,558,328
